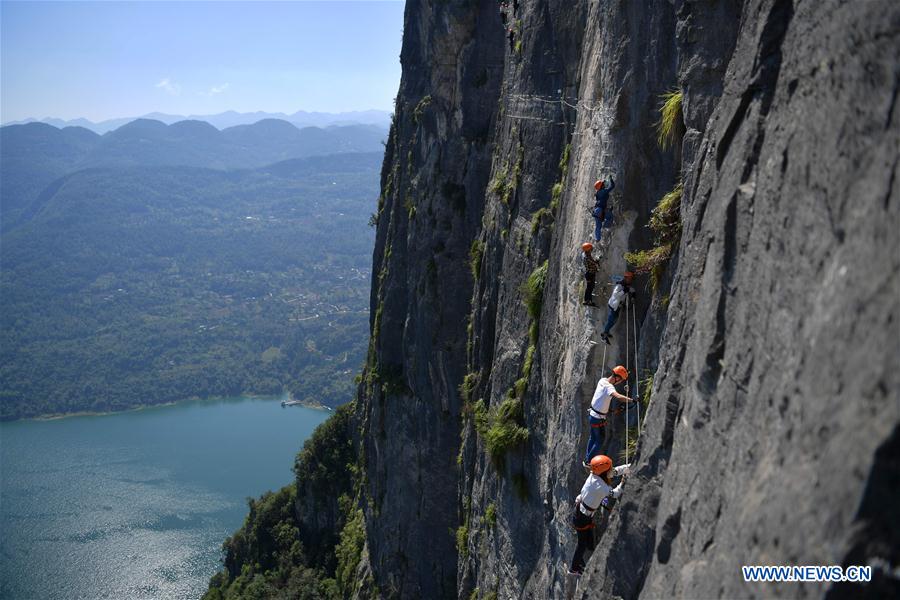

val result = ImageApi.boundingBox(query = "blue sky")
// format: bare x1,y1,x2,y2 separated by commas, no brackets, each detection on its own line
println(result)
0,1,405,122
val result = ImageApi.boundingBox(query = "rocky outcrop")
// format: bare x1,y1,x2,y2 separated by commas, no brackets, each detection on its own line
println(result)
580,2,900,598
283,1,900,599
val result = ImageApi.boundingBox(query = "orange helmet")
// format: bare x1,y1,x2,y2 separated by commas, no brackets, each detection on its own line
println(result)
612,365,628,380
594,180,604,191
590,455,612,475
581,242,594,252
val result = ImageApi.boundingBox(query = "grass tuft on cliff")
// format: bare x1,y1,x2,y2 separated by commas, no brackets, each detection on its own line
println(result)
472,397,528,468
656,89,684,150
649,182,683,243
484,398,529,466
522,260,548,320
618,425,641,464
469,240,485,280
625,181,683,292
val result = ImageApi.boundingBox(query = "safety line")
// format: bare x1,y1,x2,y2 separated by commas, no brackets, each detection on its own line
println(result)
633,297,641,435
625,299,630,465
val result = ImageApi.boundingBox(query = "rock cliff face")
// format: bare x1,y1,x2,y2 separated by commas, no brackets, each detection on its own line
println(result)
353,1,900,599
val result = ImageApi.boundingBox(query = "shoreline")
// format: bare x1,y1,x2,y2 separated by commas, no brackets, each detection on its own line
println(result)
4,393,333,424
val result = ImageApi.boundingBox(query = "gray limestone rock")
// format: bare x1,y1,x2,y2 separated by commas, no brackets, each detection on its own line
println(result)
349,0,900,598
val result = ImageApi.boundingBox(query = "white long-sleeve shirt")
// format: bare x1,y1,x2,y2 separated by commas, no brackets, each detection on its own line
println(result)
607,283,630,310
589,377,616,418
577,464,630,513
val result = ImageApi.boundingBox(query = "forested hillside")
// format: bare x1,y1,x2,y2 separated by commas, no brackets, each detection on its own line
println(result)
0,119,384,420
0,119,386,227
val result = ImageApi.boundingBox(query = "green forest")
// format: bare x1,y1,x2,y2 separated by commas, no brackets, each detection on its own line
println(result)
0,121,382,420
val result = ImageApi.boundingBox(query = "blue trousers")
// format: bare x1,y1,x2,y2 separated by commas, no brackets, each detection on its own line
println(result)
603,306,620,335
593,212,613,241
584,416,606,463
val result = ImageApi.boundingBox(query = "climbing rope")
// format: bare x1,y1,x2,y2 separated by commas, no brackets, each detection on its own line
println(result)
624,299,630,465
599,334,608,373
633,297,641,435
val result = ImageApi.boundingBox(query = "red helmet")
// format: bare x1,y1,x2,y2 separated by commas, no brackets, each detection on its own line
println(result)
582,242,594,252
623,271,634,281
594,180,604,191
612,365,628,380
590,455,612,475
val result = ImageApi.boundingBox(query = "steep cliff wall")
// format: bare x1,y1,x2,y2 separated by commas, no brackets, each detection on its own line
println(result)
581,1,900,598
355,2,504,597
345,0,899,599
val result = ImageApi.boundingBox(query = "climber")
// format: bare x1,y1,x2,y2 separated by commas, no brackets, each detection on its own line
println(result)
599,271,635,345
499,2,508,26
583,365,635,467
508,28,515,51
580,242,600,306
591,176,616,242
568,455,631,576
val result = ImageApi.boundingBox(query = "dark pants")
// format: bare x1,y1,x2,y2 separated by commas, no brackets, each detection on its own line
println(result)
584,272,596,303
570,508,595,572
584,415,606,463
602,305,620,335
593,211,613,241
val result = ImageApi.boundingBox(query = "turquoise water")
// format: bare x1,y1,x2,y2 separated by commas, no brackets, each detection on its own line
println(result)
0,397,330,600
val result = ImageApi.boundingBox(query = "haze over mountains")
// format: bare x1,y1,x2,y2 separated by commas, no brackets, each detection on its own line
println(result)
0,118,387,228
2,109,392,134
0,116,382,420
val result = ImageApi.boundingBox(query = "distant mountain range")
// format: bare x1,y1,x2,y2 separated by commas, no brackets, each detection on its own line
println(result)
1,118,388,227
3,109,393,134
0,110,383,419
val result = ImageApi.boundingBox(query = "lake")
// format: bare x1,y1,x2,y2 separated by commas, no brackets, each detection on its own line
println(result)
0,396,331,600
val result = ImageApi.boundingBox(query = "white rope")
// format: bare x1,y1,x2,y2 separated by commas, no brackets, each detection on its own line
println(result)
633,297,641,435
600,335,608,372
624,299,629,465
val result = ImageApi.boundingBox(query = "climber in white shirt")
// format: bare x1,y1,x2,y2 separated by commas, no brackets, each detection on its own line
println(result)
568,455,630,575
600,271,636,345
583,365,635,467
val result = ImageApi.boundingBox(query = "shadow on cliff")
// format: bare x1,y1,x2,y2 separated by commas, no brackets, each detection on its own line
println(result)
826,424,900,599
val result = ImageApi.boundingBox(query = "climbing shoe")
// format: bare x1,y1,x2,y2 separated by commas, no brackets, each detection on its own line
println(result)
567,567,583,576
600,333,611,345
582,301,596,307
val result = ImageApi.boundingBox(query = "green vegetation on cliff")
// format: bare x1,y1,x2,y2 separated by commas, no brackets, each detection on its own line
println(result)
205,485,339,600
205,404,358,599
